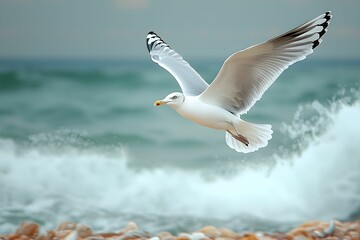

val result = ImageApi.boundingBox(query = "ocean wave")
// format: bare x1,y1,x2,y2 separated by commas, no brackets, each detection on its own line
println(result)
0,97,359,233
42,69,150,88
0,70,42,91
0,68,158,93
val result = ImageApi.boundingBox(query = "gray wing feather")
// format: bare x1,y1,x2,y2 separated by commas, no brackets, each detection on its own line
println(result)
200,11,332,114
146,32,209,96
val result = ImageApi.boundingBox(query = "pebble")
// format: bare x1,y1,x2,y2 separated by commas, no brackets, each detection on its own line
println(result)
148,237,160,240
176,233,192,240
198,226,220,238
119,222,139,234
97,233,123,238
64,230,78,240
56,230,74,239
15,221,39,238
238,233,258,240
77,224,93,238
157,231,175,240
85,237,105,240
190,232,210,240
120,230,151,240
2,220,359,240
218,228,237,239
57,222,78,231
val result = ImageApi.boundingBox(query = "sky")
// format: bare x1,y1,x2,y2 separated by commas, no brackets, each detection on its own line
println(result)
0,0,359,60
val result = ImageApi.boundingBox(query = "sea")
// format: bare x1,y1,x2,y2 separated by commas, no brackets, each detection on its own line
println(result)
0,58,359,234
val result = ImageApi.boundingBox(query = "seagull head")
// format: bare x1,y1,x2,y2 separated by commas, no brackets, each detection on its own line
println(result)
154,92,184,108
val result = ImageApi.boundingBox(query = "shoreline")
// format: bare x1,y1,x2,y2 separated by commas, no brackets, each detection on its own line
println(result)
1,219,359,240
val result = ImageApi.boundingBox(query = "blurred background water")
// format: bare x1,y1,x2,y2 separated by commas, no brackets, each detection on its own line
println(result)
0,0,360,235
0,58,359,234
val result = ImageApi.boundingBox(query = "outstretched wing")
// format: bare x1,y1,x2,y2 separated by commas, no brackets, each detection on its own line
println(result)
200,11,332,115
146,32,209,96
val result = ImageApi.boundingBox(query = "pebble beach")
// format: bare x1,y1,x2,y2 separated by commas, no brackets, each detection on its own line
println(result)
2,220,359,240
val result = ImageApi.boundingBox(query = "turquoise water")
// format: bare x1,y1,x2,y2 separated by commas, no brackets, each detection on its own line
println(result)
0,58,359,234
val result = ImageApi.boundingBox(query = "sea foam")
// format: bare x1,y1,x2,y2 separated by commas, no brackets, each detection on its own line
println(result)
0,99,359,233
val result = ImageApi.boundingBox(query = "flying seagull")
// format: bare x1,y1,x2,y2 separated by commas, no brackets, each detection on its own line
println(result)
147,12,332,153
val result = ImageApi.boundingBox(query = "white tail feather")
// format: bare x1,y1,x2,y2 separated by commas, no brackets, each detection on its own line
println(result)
225,121,273,153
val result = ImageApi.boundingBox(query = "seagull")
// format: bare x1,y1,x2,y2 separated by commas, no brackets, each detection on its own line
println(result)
147,12,332,153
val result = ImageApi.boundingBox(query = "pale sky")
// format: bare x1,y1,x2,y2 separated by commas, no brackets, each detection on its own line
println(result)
0,0,359,60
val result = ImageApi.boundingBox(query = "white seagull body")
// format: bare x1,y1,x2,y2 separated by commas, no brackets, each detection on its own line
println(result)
147,12,332,153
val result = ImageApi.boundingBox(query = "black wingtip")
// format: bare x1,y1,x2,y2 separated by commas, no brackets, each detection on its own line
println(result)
324,11,332,21
311,11,332,49
146,31,157,52
146,31,170,52
312,39,321,49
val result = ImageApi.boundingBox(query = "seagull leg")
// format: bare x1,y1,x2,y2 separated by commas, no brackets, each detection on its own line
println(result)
227,130,249,146
227,122,250,146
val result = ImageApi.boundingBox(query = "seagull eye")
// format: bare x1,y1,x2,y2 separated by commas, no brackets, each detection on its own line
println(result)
171,95,178,100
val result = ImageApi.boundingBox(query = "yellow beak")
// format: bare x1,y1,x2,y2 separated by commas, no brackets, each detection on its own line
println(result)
154,100,167,106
